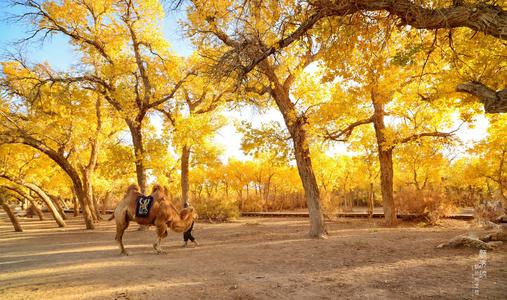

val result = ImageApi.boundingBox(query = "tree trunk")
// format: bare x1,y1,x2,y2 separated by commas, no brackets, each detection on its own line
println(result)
70,179,94,229
92,194,103,220
23,183,66,227
81,168,99,222
49,195,67,220
75,187,95,228
1,200,23,232
102,191,112,215
457,82,507,114
0,131,95,228
368,182,375,218
32,203,45,221
70,186,79,216
73,195,80,217
372,96,397,226
277,95,327,237
181,144,191,205
4,186,45,221
126,120,147,194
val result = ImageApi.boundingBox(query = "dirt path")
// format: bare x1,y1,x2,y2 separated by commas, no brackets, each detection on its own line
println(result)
0,214,506,299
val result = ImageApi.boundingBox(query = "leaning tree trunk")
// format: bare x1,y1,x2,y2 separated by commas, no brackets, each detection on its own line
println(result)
23,183,66,228
372,97,397,226
6,186,45,221
1,200,23,232
292,126,327,237
31,202,45,221
49,195,67,220
181,144,191,205
126,120,147,194
258,59,326,237
0,131,95,228
275,91,327,238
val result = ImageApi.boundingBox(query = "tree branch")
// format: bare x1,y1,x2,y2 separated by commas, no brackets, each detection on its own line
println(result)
395,131,454,145
208,0,507,77
149,71,196,109
457,81,507,113
323,116,374,141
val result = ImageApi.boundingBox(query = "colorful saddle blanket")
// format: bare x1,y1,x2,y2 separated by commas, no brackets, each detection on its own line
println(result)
135,195,154,218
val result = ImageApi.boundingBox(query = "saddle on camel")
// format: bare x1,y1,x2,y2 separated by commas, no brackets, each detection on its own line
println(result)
110,184,197,255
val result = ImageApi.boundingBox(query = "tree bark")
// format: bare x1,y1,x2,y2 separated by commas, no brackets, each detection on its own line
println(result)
71,187,80,216
31,203,45,221
368,182,374,219
70,183,96,227
3,186,44,221
76,187,95,228
102,191,112,215
274,90,327,237
81,167,99,222
73,195,80,216
372,97,397,226
23,183,66,227
1,200,23,232
226,1,507,78
49,195,67,220
181,144,191,205
82,96,103,222
0,133,95,228
92,194,103,220
457,82,507,113
256,59,326,237
0,177,65,227
126,119,147,194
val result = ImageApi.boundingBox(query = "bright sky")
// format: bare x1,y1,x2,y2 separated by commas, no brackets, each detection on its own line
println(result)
0,2,489,163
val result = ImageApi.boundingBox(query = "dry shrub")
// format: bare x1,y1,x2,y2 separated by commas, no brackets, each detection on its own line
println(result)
239,192,306,212
474,200,504,225
321,191,343,216
191,196,239,222
396,189,456,225
240,196,265,212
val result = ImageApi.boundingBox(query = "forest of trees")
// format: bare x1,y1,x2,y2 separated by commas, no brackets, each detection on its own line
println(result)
0,0,505,237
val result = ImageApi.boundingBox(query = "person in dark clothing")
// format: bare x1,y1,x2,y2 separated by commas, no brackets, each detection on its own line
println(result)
183,202,198,247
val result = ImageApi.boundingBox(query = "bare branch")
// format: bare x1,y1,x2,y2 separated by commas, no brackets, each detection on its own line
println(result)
323,116,374,141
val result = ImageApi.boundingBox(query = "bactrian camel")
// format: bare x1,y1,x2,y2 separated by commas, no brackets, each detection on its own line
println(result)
111,184,197,255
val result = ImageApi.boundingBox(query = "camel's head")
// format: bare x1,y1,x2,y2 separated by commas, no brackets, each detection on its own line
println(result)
126,184,140,195
151,184,167,201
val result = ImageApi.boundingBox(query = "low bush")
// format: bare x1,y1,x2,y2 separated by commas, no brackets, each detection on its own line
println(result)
396,189,456,225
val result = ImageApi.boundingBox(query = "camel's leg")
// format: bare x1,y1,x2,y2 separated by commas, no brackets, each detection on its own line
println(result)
116,213,130,255
153,223,168,254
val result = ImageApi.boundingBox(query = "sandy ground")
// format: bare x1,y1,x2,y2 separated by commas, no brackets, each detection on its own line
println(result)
0,213,506,300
